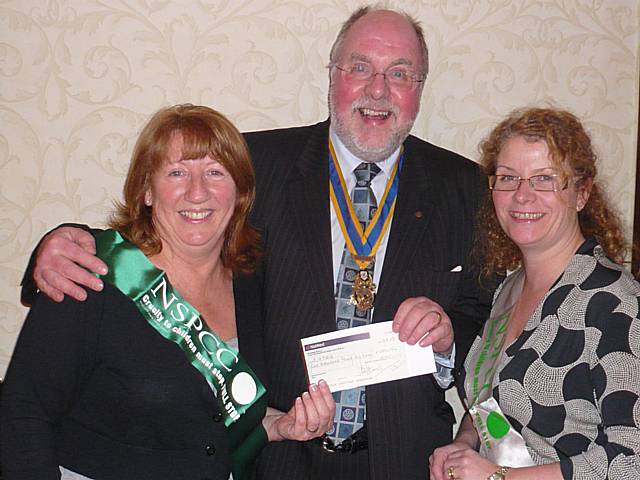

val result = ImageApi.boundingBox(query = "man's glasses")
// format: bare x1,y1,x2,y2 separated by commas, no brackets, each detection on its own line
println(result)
331,62,424,91
488,174,568,192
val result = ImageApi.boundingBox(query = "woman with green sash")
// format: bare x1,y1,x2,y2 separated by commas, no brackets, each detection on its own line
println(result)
429,108,640,480
1,104,334,480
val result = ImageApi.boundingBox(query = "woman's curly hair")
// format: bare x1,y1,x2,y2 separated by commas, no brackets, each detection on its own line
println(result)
475,107,628,276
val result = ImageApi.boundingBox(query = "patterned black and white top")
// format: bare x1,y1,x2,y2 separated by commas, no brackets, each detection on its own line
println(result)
460,238,640,479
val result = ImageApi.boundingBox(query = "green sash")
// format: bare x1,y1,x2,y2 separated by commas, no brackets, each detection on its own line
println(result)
463,269,534,467
95,229,267,479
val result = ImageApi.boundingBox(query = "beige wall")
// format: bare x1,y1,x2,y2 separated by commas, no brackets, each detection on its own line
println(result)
1,0,638,378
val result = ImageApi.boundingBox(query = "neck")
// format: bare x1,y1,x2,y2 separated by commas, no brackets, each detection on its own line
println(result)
149,244,230,297
329,123,402,164
520,230,585,291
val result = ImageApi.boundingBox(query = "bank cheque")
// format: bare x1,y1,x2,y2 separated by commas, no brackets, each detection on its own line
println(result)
300,321,436,391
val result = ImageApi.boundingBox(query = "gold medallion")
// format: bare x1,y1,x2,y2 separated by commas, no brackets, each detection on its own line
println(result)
349,270,376,311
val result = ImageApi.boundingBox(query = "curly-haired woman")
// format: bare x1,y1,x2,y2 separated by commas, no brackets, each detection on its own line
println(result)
430,108,639,480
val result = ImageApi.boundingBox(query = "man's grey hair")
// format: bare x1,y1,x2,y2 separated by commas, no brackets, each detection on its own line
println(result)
328,4,429,78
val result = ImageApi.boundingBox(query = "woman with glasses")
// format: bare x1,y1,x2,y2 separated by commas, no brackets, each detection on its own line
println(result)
429,108,640,480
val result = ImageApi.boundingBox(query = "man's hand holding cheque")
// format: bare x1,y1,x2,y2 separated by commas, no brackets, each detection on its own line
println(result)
301,296,454,393
392,296,454,354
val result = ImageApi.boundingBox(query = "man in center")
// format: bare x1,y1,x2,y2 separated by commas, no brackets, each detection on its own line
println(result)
239,7,492,479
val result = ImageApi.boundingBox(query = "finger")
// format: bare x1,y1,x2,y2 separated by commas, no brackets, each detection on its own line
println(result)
309,381,333,413
420,317,453,352
39,270,89,302
293,395,309,437
406,310,443,345
391,297,426,332
429,451,446,480
397,307,442,344
34,253,104,300
317,380,336,428
395,303,430,342
60,253,105,291
35,279,65,303
445,464,456,480
446,450,465,462
279,397,300,439
427,455,437,479
52,241,108,278
430,466,442,480
57,226,98,254
37,229,106,276
44,239,105,283
74,231,98,255
39,257,103,299
300,391,321,434
305,384,326,422
307,380,335,433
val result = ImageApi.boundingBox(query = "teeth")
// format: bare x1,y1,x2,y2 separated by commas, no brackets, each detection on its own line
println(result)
511,212,544,220
359,108,390,118
180,210,211,220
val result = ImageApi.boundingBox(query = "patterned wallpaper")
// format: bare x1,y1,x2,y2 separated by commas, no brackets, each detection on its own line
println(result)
1,0,638,376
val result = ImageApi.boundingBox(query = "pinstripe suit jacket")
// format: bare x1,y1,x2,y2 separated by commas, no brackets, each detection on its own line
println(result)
237,120,494,480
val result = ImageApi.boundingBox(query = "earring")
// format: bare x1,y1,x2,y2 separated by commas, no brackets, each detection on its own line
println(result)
144,193,152,206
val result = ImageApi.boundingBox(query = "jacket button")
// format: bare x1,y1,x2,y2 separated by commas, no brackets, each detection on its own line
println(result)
205,445,216,456
212,412,223,422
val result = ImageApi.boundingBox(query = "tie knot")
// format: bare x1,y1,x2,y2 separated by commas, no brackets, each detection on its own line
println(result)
353,162,381,187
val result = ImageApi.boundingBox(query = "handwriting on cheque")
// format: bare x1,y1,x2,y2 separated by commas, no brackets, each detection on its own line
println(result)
300,321,436,391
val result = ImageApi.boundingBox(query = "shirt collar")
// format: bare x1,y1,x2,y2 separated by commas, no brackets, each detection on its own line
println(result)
329,126,401,179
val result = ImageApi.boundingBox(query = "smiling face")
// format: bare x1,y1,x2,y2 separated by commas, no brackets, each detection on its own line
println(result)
147,132,237,259
329,10,425,162
492,136,590,258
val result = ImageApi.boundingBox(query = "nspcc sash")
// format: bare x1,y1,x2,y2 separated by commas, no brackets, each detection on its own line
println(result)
96,229,267,479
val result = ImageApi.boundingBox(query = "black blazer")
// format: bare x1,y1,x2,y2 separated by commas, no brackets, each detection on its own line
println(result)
237,121,494,480
2,282,239,480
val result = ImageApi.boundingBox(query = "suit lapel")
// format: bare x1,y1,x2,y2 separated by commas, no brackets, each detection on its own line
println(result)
374,140,437,321
287,121,336,327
